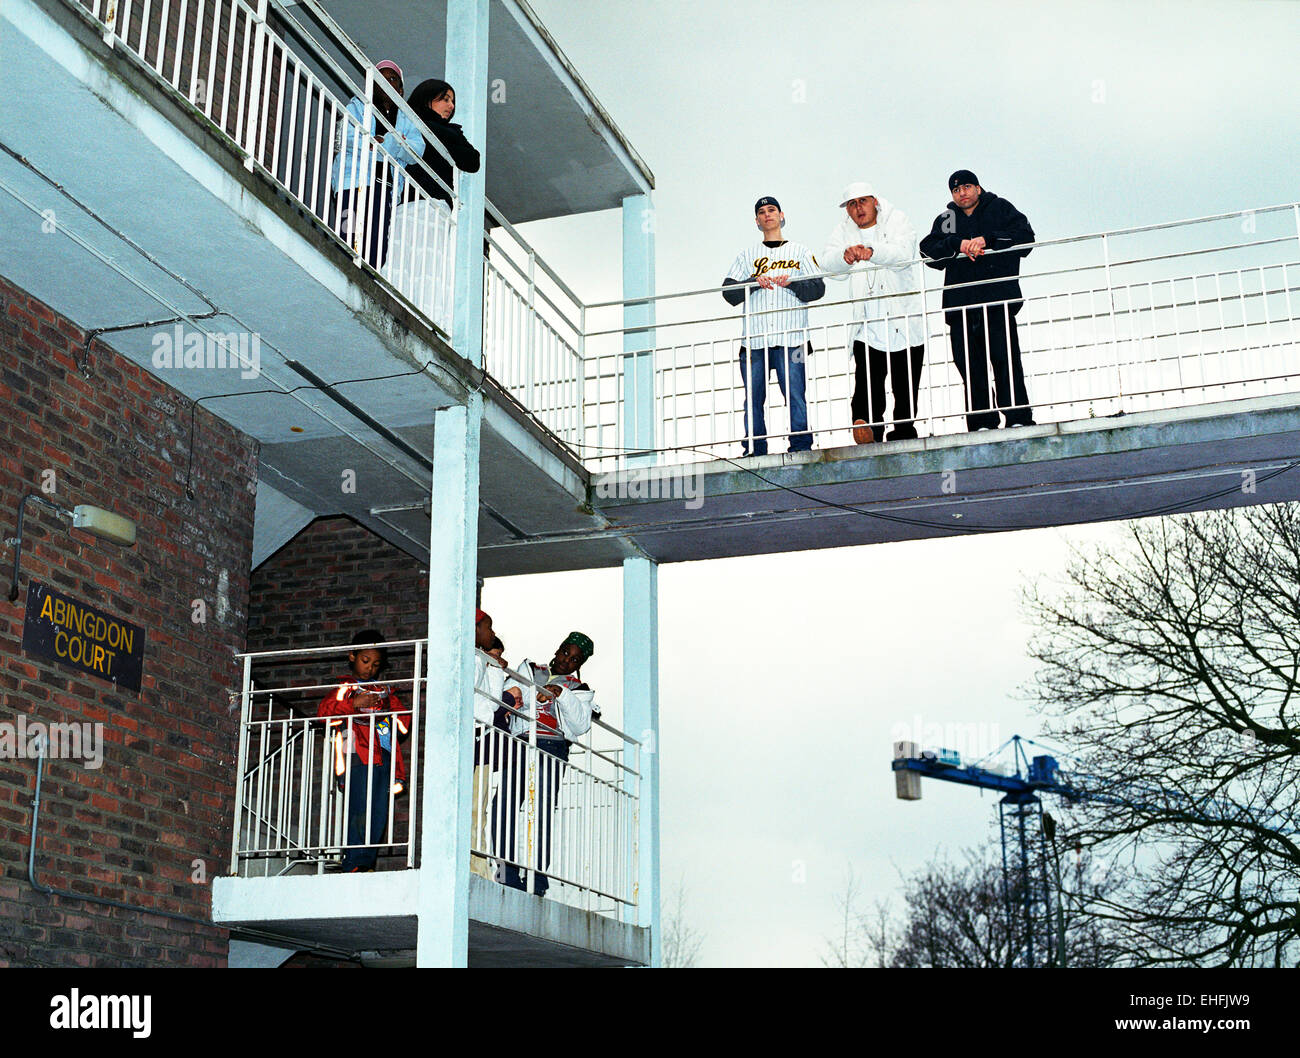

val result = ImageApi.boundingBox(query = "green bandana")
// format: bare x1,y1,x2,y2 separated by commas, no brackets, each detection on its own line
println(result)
563,631,594,662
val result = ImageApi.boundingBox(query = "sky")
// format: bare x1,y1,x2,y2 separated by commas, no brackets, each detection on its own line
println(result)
479,0,1300,966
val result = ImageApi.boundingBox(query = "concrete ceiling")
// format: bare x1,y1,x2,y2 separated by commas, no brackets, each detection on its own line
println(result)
287,0,654,224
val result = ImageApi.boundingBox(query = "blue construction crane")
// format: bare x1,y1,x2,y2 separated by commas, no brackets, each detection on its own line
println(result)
892,735,1068,968
891,734,1293,968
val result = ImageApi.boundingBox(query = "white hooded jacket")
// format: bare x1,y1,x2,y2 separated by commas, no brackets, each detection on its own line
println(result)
822,197,927,352
503,660,597,743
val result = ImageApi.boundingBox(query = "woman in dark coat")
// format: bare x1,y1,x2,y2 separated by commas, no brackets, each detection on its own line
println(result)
384,79,481,331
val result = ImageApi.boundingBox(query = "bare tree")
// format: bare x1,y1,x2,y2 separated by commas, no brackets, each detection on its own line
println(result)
824,850,1119,968
1026,505,1300,966
822,865,896,967
660,877,705,968
891,847,1120,968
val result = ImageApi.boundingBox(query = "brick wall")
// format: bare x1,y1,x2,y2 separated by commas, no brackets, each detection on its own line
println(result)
0,275,258,967
249,516,428,652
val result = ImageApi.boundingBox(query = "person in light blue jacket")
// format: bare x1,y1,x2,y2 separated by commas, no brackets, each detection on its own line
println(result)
331,59,422,270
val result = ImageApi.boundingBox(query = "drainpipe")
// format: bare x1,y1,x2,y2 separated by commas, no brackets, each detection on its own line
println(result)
27,741,211,926
26,743,362,962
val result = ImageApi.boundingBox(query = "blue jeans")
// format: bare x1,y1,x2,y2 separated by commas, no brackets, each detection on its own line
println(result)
739,345,812,455
341,755,390,871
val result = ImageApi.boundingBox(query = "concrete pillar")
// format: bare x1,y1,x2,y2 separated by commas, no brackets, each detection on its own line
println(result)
415,395,483,966
623,555,660,966
446,0,489,365
622,193,656,464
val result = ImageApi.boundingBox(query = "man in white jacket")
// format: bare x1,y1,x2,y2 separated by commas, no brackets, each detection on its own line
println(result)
493,631,599,897
823,182,928,444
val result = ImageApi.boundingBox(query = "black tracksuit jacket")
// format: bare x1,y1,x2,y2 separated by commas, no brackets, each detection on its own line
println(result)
919,191,1035,315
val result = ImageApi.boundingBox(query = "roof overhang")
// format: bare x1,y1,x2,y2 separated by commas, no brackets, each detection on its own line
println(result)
289,0,654,224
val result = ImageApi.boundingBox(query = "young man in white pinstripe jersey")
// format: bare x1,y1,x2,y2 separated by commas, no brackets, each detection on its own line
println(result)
722,197,826,456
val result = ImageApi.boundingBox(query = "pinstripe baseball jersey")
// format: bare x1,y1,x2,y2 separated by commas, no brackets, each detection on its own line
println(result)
725,239,822,349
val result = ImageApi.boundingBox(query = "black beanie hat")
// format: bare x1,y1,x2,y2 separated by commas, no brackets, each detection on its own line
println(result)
949,169,980,191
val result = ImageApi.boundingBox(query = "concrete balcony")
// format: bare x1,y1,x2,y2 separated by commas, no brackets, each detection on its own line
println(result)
212,871,650,967
216,638,648,967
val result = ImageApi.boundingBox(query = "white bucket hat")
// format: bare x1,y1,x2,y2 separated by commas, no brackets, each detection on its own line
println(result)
839,181,877,207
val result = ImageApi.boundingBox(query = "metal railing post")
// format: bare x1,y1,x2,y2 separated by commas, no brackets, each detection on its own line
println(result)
525,250,537,413
229,651,254,875
407,640,423,868
1101,233,1125,414
577,303,588,456
354,66,376,267
242,0,269,170
102,0,121,46
525,699,538,895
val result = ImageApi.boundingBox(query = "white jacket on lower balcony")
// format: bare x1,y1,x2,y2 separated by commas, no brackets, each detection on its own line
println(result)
822,198,927,352
503,660,597,743
474,650,508,725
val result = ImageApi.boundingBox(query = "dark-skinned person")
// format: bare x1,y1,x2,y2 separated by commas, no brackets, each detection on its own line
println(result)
386,78,481,332
331,60,423,271
472,609,521,880
316,630,410,872
492,632,600,897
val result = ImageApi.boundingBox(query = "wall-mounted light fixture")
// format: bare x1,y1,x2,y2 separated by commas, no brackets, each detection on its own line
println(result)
7,493,137,603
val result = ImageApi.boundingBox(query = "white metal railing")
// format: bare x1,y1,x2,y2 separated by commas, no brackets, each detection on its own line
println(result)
70,2,1299,474
229,639,639,918
482,202,587,446
73,0,460,334
579,202,1300,472
231,639,423,876
471,648,639,915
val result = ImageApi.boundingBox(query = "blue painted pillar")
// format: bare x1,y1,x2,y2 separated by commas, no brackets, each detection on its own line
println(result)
622,192,660,964
622,194,656,464
623,555,661,966
416,394,482,967
446,0,489,364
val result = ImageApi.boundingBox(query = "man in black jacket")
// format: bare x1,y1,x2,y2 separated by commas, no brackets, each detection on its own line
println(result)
919,170,1036,431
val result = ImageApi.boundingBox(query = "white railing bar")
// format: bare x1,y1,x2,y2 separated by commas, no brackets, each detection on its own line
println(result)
242,676,419,700
583,235,1300,324
235,637,427,660
583,267,1300,349
484,197,587,310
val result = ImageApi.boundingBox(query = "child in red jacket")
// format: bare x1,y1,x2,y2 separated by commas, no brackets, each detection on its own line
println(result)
317,631,410,872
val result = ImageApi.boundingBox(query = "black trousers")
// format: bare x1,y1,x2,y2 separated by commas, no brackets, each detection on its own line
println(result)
334,179,396,271
947,305,1034,430
495,736,569,897
851,341,925,440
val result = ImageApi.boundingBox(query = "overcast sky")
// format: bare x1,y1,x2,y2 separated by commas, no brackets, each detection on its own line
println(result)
481,0,1300,966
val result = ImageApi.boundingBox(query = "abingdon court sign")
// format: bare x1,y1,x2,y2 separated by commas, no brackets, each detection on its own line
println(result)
21,581,145,692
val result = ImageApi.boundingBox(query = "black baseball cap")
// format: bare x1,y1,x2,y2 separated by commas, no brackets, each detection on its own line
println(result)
754,196,782,214
949,169,980,191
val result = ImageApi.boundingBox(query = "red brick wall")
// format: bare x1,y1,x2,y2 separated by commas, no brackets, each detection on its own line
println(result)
0,276,258,967
249,516,429,653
